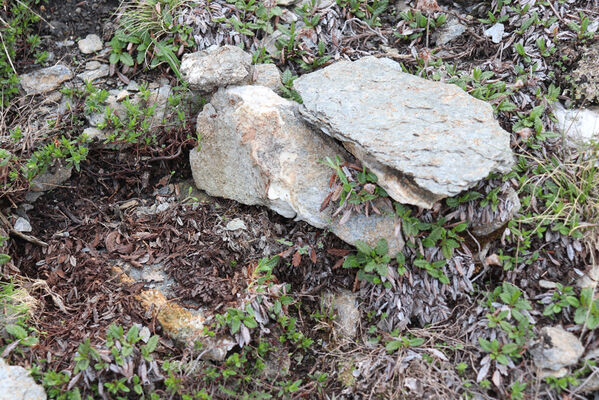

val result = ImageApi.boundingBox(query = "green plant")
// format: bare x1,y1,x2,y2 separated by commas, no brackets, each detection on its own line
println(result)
413,257,449,284
280,69,302,103
545,374,578,393
111,0,195,78
385,332,425,352
541,283,579,318
343,239,393,287
394,10,446,41
478,337,521,365
509,380,527,400
336,0,389,27
322,155,388,222
0,0,44,106
574,287,599,329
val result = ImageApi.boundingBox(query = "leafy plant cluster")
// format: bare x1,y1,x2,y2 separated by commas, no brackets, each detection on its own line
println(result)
394,9,447,42
110,0,196,79
322,155,389,223
0,0,47,107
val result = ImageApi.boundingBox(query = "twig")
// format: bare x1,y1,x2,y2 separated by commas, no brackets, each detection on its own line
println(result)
0,211,48,247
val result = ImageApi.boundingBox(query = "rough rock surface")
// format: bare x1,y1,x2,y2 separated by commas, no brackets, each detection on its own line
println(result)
30,164,72,192
19,65,73,95
0,358,46,400
294,57,514,208
531,326,584,372
252,63,282,94
77,34,103,54
432,16,467,46
190,85,404,254
323,290,361,339
77,62,110,82
181,45,253,92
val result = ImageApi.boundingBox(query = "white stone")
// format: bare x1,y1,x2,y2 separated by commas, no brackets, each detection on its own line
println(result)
13,217,32,233
78,34,103,54
484,23,505,44
552,102,599,149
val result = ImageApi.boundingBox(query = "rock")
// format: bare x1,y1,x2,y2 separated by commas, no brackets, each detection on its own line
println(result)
190,85,404,254
77,33,103,54
82,127,107,142
571,42,599,103
261,345,291,379
76,63,109,82
531,326,584,372
483,23,505,44
112,266,235,361
323,290,361,340
432,16,466,46
471,187,520,237
181,45,253,92
0,358,46,400
225,218,247,231
277,0,298,5
19,65,73,95
30,164,72,192
552,102,599,149
252,64,282,94
13,217,32,233
263,30,286,59
294,57,514,209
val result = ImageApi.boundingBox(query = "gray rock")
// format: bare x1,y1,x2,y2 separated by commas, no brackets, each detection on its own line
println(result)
323,290,361,339
294,57,514,208
30,164,72,192
82,127,107,142
531,326,584,372
433,16,466,46
78,34,103,54
263,30,285,59
0,358,46,400
19,65,73,95
13,217,32,233
225,218,247,231
181,46,253,92
77,63,109,82
252,64,282,94
190,85,404,254
471,187,520,237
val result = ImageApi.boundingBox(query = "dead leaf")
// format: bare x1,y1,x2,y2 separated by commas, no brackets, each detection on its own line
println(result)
105,231,120,252
292,251,301,267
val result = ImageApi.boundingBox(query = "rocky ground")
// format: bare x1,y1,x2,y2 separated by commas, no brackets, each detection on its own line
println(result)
1,0,599,399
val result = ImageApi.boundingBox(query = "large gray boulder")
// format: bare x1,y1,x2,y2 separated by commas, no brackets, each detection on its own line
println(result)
0,358,46,400
181,46,253,92
190,85,404,254
294,57,514,209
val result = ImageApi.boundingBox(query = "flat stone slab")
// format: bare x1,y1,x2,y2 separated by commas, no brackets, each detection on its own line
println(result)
19,64,73,95
294,57,514,208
